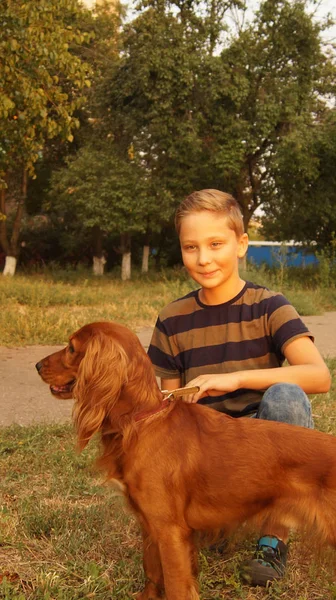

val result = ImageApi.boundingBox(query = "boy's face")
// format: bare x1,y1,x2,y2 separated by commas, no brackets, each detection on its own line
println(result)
179,211,248,294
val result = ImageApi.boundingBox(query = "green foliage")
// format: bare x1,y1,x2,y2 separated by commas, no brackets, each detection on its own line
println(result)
0,0,92,178
0,0,96,264
2,0,335,268
95,0,335,235
202,0,335,226
47,140,148,235
45,4,177,258
91,4,209,231
262,108,336,248
316,235,336,287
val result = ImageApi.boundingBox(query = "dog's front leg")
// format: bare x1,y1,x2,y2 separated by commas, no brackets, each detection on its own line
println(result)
137,528,165,600
158,524,199,600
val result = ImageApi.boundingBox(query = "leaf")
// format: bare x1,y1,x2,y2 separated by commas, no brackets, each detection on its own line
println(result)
1,96,15,111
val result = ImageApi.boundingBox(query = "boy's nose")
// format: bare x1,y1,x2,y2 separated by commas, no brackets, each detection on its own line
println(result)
197,249,212,265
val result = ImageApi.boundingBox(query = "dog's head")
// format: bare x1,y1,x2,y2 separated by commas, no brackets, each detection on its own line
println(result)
36,323,99,399
36,321,159,448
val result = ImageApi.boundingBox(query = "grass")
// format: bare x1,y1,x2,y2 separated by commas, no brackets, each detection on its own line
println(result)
1,265,336,345
0,359,336,599
0,270,194,345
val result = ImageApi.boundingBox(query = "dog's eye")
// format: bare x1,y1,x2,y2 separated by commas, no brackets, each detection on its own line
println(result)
68,344,75,354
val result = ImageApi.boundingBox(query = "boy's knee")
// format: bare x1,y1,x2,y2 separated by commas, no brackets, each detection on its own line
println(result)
257,383,313,428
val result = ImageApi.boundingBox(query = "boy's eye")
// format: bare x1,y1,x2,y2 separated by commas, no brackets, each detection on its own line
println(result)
184,245,196,251
211,242,222,248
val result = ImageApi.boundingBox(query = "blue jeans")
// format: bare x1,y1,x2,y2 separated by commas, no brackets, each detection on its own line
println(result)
254,383,313,429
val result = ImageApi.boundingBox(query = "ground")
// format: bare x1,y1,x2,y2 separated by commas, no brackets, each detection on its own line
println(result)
1,315,335,427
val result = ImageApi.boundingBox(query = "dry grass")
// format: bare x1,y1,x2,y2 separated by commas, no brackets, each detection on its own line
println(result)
0,271,194,345
1,267,335,345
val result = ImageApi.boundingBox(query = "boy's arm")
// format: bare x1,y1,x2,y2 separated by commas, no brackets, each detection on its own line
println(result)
182,336,331,403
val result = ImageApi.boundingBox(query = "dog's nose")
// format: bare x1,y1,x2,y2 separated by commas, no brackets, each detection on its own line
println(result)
35,361,43,373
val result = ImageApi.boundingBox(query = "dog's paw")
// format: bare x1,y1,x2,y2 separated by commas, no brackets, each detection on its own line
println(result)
136,582,165,599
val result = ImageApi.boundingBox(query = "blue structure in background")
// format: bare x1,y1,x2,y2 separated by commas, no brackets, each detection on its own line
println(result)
247,242,319,267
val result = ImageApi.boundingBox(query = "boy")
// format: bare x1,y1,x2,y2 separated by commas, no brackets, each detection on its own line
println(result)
148,189,331,586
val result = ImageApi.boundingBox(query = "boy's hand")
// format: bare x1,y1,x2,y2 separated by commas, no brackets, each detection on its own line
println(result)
182,373,241,403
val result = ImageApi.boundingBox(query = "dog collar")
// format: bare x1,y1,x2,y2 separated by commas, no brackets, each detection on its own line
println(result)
134,386,200,423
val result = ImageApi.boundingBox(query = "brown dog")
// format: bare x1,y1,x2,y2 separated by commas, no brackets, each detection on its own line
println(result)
36,321,336,599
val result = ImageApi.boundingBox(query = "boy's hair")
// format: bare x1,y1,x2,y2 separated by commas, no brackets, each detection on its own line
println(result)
175,189,244,237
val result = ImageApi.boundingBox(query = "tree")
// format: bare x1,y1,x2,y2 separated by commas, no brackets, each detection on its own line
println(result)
103,0,335,233
261,108,336,249
47,140,149,278
197,0,336,230
11,0,334,271
67,4,183,274
0,0,92,274
100,2,228,213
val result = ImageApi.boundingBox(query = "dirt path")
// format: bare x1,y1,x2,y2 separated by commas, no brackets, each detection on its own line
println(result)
1,315,335,427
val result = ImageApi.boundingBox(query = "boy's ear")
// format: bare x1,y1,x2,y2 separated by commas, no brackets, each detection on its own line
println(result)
237,233,249,258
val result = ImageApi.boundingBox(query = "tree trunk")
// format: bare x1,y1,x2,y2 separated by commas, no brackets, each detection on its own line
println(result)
3,255,17,276
141,245,150,273
121,252,131,280
10,168,27,254
141,227,151,273
92,225,106,276
120,232,131,281
1,168,27,276
0,181,9,252
93,255,106,275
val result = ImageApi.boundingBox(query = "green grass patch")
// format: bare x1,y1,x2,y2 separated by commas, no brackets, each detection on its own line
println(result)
0,271,194,345
1,266,335,345
1,364,336,599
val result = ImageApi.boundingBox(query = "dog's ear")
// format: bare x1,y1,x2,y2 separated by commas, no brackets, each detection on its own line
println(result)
73,331,128,450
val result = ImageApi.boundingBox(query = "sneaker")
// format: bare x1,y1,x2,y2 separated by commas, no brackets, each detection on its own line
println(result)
240,536,288,586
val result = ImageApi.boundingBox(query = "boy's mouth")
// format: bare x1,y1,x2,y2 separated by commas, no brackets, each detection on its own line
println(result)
200,270,219,277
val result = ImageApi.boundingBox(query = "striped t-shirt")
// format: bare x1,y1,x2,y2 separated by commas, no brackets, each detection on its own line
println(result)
147,281,313,416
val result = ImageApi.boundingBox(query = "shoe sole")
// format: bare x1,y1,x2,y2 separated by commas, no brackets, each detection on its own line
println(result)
241,563,283,587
